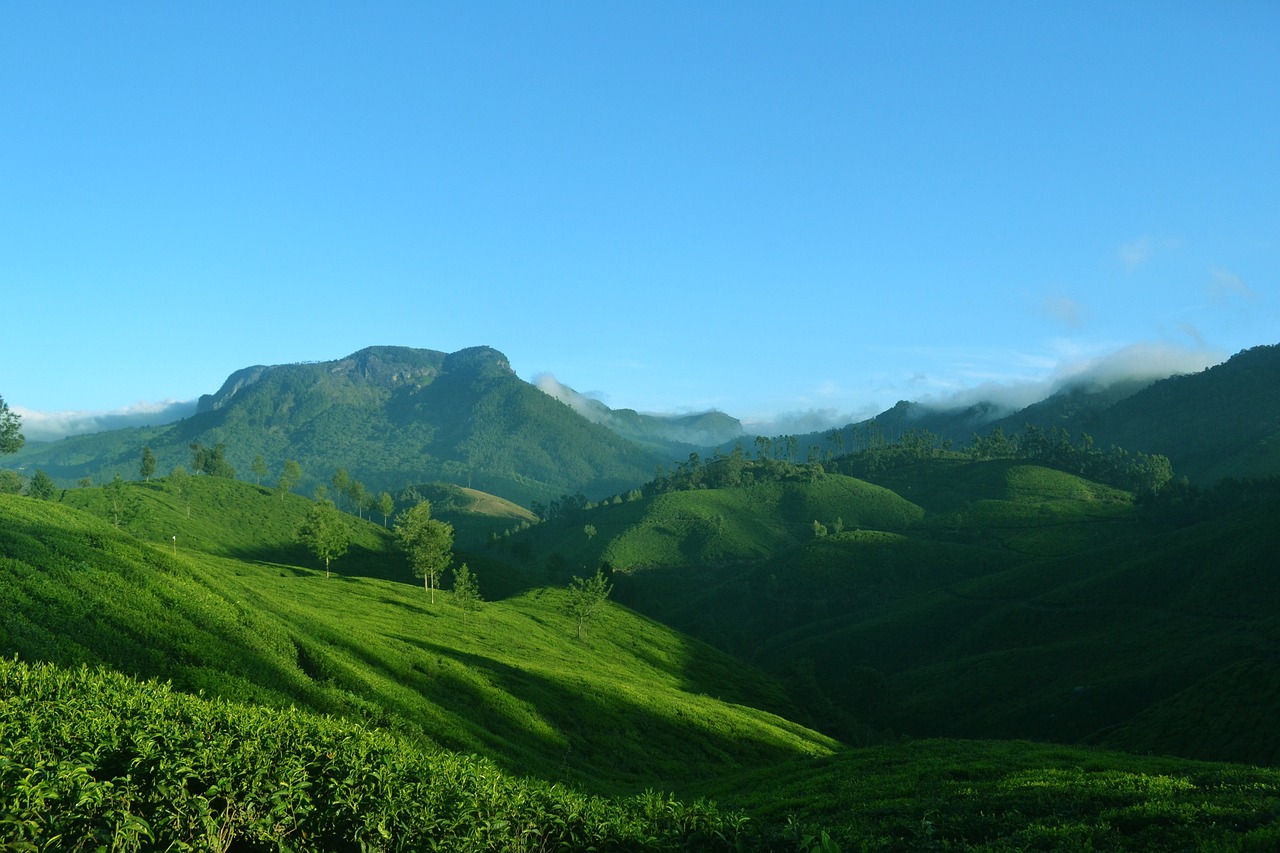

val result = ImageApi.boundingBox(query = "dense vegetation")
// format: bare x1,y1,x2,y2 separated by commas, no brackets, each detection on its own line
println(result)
5,342,1280,849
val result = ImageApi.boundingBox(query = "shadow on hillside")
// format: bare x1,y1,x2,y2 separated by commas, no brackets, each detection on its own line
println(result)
396,635,826,793
226,542,412,585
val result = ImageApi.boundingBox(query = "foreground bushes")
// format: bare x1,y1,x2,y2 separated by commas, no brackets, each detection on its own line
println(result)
0,657,750,851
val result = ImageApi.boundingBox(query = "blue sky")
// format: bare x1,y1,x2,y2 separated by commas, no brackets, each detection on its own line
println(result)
3,2,1277,439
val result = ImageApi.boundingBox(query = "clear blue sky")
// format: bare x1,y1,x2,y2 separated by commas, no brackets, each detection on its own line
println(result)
3,2,1277,437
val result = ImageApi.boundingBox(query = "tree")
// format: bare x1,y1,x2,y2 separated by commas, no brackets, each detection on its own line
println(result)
190,442,235,478
103,474,138,529
566,568,612,640
296,500,350,579
332,468,351,509
378,492,395,527
0,395,23,455
395,501,455,602
584,523,597,542
167,465,192,517
139,446,157,481
27,469,56,500
450,563,483,627
277,459,302,499
345,479,367,519
251,454,269,485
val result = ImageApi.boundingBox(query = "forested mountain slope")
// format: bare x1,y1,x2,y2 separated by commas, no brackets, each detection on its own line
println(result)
8,346,708,505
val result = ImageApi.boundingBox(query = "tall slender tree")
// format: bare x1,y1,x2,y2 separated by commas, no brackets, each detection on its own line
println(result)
139,446,157,481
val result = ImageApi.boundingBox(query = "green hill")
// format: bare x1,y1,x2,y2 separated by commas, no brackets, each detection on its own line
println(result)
589,456,1280,766
0,484,834,793
5,346,700,506
7,463,1280,848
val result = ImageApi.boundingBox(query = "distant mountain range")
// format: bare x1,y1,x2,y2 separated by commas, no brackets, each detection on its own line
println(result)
7,342,1280,505
839,343,1280,484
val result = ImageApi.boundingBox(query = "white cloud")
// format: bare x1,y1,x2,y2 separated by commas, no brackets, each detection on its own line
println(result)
14,400,196,442
917,341,1224,415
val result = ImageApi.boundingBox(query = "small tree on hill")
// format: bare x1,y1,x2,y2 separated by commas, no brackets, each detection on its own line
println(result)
103,474,139,529
27,469,56,501
167,466,192,517
378,491,395,527
395,501,454,602
450,563,483,628
566,568,612,640
0,395,23,456
139,446,157,481
297,500,350,579
251,454,269,485
277,459,302,500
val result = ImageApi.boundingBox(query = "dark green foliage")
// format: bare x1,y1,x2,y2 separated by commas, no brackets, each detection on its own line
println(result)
710,738,1280,851
139,445,157,481
26,469,56,501
0,657,756,851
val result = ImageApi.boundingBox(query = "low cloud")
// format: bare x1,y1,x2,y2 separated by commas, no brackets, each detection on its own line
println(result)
14,399,197,442
918,341,1224,416
531,373,609,422
742,404,882,437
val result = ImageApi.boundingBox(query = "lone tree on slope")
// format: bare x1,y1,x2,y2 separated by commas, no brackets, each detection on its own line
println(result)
566,568,613,640
395,500,455,603
297,499,350,579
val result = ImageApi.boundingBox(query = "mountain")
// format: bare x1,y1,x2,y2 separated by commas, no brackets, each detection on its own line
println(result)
764,344,1280,486
7,345,734,506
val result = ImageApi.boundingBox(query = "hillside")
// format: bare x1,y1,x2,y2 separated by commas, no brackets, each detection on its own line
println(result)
511,455,1280,766
5,346,714,506
7,466,1280,845
0,483,835,793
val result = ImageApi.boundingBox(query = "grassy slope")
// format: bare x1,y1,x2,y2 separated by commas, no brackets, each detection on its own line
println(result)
576,459,1280,766
1,483,835,794
8,470,1280,849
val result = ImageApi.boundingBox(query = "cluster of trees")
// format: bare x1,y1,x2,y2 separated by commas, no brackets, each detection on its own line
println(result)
965,425,1174,494
649,450,826,494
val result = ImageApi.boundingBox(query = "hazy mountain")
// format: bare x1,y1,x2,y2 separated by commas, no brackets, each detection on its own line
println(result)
757,344,1280,485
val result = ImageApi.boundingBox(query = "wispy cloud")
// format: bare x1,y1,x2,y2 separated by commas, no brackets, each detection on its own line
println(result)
13,400,197,442
1043,294,1087,329
917,341,1224,415
1118,236,1180,270
1209,267,1256,303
